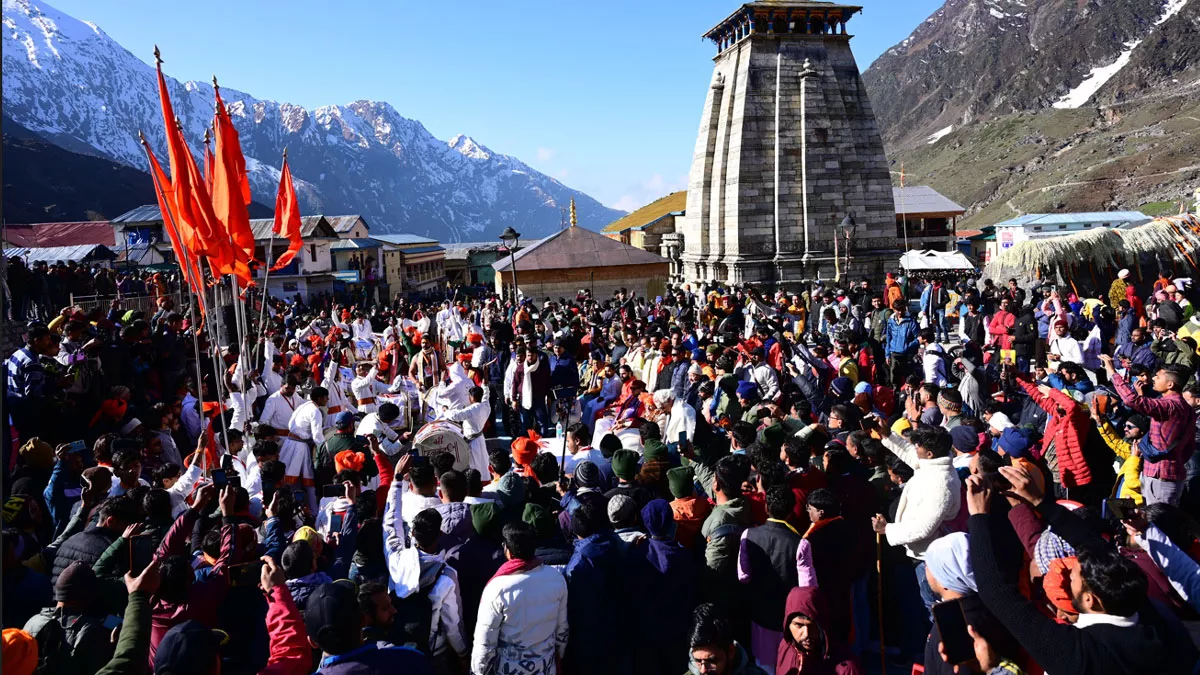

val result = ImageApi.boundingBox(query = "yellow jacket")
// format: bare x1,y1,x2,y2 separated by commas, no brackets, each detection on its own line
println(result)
1097,419,1144,505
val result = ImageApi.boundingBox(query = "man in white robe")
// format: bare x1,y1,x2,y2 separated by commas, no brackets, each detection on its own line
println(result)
350,362,387,414
441,385,491,474
282,386,328,512
357,402,408,456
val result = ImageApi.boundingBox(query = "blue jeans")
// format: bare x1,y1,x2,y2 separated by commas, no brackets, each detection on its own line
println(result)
914,560,938,617
932,309,949,342
520,401,550,436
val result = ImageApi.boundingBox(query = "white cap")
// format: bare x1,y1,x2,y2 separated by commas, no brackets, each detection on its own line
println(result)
119,418,142,435
1118,269,1130,279
988,412,1013,433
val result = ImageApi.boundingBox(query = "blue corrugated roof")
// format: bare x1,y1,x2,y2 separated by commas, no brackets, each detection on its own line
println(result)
994,211,1151,228
399,245,444,254
111,205,163,224
373,234,439,246
330,238,382,251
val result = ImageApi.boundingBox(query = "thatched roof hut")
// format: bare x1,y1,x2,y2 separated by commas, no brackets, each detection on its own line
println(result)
984,214,1200,287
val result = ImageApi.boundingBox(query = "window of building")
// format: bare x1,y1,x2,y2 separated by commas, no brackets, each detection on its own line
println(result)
310,244,317,261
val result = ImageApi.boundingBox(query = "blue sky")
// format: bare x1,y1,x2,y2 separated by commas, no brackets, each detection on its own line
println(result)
51,0,943,213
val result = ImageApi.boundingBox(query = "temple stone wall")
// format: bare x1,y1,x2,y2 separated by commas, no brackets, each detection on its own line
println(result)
680,13,896,287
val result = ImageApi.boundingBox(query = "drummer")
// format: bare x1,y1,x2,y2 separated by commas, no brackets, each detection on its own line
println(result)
350,361,387,415
357,401,409,456
440,385,491,474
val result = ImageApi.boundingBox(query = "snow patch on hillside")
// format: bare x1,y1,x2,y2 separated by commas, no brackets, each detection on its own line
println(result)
1053,40,1141,109
927,125,954,144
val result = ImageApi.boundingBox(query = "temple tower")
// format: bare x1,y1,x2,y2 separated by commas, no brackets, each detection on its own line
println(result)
678,1,895,286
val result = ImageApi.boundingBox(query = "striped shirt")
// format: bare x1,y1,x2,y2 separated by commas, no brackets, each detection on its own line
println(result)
6,347,46,401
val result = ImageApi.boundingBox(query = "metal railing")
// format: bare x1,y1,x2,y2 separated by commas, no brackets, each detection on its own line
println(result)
69,290,185,317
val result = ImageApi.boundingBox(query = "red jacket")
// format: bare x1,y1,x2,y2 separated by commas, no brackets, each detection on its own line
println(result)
1018,379,1092,487
260,585,311,675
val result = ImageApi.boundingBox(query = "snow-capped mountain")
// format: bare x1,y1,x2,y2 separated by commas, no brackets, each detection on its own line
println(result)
861,0,1200,229
1,0,625,239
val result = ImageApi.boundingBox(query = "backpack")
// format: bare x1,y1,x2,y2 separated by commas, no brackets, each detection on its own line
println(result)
23,608,97,675
390,562,444,655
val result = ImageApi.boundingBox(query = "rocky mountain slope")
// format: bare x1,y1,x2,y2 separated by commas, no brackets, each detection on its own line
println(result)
1,0,624,238
863,0,1200,228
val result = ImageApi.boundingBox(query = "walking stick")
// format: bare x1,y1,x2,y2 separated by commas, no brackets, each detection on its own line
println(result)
877,532,887,675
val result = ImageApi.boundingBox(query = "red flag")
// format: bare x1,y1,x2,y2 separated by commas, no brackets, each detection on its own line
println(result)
211,83,257,263
270,155,303,271
143,139,205,314
154,53,251,287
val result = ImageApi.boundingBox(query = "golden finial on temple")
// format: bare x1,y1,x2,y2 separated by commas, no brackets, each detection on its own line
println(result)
569,197,577,227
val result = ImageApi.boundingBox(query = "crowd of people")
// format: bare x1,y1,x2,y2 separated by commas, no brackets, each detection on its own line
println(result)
5,267,1200,675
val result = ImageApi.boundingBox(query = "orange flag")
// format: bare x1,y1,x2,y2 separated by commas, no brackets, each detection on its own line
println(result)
211,83,257,263
143,138,205,314
270,154,303,271
154,52,252,287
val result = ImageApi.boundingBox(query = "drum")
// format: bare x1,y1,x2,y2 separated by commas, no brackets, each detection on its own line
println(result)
412,420,471,471
354,338,376,360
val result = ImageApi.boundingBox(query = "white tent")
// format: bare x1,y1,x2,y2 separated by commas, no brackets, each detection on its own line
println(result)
899,249,976,272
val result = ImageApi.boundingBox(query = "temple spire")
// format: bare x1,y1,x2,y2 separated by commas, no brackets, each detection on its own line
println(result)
569,197,577,227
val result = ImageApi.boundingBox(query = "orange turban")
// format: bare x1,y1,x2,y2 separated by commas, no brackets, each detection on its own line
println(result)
1043,556,1079,618
467,332,483,344
511,430,541,468
334,450,366,474
377,353,391,371
3,629,38,675
202,401,227,418
90,398,128,427
290,354,305,368
457,353,472,364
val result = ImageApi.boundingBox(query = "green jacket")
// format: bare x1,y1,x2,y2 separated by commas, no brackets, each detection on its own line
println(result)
96,591,151,675
699,497,751,576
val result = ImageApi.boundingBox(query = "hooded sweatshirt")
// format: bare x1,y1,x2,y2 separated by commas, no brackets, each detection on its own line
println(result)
775,587,862,675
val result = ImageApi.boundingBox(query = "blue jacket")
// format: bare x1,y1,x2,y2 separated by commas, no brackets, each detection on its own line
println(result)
566,532,634,675
43,462,82,535
317,642,433,674
1115,311,1136,347
884,315,919,356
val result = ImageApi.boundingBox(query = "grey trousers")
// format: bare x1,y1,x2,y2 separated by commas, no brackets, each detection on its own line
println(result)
1142,474,1184,506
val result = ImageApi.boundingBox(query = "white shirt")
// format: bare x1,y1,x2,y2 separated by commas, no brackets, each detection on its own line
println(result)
351,319,373,342
259,391,300,434
471,565,569,675
287,400,326,445
351,367,386,402
357,412,404,456
663,401,697,444
261,368,283,396
748,362,780,400
1049,335,1083,370
922,343,950,388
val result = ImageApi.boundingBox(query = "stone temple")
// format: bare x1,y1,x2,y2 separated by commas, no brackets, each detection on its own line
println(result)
675,0,897,287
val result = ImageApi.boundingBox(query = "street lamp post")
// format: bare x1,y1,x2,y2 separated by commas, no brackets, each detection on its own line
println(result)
833,214,856,282
499,226,521,300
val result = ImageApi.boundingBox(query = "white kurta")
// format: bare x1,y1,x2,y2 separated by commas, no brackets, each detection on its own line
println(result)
351,366,386,414
283,400,324,511
663,401,698,444
442,399,492,473
259,391,300,435
357,412,405,456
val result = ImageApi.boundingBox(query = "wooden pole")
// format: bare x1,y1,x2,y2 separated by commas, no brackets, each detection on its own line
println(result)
876,532,886,675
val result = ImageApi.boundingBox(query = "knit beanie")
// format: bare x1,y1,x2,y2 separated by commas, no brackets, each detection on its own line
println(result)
521,503,555,538
55,560,97,605
949,426,979,454
471,502,499,537
607,495,637,526
761,423,787,451
642,439,669,465
667,466,695,499
574,461,604,490
611,449,640,482
937,390,963,414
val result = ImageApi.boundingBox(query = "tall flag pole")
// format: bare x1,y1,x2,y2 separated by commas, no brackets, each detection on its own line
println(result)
203,127,215,192
900,162,909,253
253,148,289,367
140,129,208,454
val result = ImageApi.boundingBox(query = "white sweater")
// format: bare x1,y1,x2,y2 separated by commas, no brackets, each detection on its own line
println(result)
881,432,962,560
471,564,569,675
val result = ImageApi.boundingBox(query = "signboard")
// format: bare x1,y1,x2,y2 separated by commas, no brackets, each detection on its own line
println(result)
1000,229,1014,249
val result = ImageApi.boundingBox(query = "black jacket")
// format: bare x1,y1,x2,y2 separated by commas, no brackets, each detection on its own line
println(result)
52,525,119,586
1011,311,1039,359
